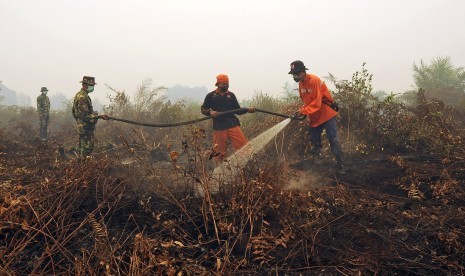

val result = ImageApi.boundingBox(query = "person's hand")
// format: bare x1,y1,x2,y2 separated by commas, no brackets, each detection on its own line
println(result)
248,107,256,113
210,110,218,118
99,114,110,120
291,111,304,120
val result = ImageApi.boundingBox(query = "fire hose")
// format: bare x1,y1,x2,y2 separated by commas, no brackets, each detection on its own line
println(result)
106,108,306,127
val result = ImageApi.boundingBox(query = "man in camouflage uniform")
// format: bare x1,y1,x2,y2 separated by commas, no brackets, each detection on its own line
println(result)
72,76,109,158
37,87,50,140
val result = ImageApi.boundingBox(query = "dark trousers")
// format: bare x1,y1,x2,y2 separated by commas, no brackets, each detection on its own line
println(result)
309,117,342,158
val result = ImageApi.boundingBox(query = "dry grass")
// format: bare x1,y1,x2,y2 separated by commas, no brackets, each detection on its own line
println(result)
1,76,465,275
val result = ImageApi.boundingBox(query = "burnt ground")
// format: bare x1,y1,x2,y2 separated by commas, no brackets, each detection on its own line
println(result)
1,134,465,275
284,154,465,275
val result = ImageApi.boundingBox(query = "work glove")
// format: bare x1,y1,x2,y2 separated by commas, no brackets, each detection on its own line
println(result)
99,114,110,120
291,111,301,119
248,107,256,113
291,112,306,120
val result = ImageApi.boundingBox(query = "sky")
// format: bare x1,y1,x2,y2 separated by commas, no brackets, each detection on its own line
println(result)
1,0,465,104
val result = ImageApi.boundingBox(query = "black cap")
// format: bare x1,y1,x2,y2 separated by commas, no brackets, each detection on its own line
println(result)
288,60,308,74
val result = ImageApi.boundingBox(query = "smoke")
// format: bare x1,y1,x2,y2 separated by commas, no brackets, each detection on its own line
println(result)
284,172,327,191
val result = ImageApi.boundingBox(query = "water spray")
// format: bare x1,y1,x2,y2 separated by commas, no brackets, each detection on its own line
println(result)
105,108,306,197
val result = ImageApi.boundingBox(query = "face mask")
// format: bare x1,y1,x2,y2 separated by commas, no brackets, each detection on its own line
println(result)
87,86,94,93
219,86,229,93
292,74,302,83
42,91,48,95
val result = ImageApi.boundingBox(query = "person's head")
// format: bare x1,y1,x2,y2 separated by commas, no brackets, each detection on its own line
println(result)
40,87,48,95
215,74,229,93
288,60,308,82
80,76,97,93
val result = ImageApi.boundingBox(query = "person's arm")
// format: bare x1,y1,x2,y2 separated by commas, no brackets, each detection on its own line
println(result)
201,93,213,116
320,82,335,105
37,96,46,117
89,111,110,121
75,97,95,122
36,96,41,112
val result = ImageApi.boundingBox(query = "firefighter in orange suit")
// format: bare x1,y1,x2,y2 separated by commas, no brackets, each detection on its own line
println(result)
289,60,343,168
201,74,255,162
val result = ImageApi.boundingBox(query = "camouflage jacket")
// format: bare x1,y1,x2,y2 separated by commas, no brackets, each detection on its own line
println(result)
36,94,50,117
72,89,97,130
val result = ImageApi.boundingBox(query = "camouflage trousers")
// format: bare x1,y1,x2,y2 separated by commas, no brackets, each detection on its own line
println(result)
39,117,49,140
78,130,95,158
